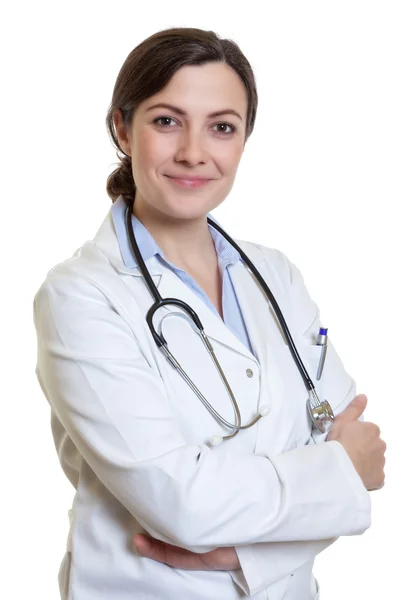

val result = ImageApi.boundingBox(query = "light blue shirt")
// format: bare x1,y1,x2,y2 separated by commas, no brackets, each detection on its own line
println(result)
111,195,254,354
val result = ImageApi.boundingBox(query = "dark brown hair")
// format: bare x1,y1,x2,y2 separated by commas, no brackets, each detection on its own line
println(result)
105,27,258,204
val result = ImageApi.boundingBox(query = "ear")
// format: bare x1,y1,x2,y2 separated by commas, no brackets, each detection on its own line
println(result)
113,109,132,156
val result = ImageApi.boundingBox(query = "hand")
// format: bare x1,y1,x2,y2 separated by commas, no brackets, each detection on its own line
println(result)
327,394,386,491
134,533,241,571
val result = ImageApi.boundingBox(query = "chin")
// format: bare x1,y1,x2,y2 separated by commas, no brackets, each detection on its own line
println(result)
161,197,217,221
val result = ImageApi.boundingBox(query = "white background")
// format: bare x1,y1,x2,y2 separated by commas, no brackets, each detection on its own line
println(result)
1,1,413,598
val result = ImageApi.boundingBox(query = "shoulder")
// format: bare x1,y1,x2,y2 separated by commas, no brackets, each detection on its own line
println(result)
33,240,117,312
32,239,145,352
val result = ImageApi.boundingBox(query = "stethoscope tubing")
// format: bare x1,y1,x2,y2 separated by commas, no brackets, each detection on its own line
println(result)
125,202,317,394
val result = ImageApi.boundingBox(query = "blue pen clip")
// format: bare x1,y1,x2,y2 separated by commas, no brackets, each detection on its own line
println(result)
316,327,328,380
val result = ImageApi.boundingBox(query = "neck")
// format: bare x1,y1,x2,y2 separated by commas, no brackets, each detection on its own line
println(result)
132,199,216,270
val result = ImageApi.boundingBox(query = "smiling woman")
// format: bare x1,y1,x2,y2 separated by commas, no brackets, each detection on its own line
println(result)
106,28,257,211
33,25,383,600
109,63,250,233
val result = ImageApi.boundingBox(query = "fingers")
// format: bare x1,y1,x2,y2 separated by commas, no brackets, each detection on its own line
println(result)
134,534,204,570
133,534,240,571
134,534,167,564
335,394,368,422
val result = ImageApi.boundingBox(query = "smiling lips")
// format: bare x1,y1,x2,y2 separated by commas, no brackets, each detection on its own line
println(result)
165,175,212,189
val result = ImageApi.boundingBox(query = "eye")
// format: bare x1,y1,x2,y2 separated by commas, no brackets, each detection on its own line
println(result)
212,122,236,135
153,116,178,128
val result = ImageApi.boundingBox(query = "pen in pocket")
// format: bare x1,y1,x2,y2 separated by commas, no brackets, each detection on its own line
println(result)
316,328,328,380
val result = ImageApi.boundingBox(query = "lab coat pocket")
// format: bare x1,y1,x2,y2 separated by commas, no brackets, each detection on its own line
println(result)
299,336,355,445
300,345,325,402
307,336,355,417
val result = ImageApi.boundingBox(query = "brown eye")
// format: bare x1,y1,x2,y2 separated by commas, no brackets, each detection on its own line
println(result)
213,123,236,135
153,117,178,128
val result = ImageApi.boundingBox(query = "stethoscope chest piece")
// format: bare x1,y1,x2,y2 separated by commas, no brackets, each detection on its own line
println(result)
307,398,335,433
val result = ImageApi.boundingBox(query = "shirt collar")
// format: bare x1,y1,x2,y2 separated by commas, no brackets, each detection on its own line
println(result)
111,195,241,270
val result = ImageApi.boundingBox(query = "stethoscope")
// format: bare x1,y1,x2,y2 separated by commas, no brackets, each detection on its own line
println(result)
125,203,335,445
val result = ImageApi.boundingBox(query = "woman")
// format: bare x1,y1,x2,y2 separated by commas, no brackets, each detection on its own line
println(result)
34,27,385,600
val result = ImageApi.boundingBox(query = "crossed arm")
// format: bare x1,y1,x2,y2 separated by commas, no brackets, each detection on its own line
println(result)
133,393,366,576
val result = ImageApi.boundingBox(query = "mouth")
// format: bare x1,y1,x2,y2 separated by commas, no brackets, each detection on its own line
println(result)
164,175,212,189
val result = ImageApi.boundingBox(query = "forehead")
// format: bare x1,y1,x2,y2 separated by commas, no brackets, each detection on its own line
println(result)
140,62,248,116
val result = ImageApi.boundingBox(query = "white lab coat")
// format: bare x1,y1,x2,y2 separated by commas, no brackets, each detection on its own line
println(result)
33,207,371,600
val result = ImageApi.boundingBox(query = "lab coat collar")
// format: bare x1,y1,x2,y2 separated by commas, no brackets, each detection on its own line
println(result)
93,206,270,364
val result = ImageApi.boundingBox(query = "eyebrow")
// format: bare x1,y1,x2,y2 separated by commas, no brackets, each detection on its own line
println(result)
145,103,243,121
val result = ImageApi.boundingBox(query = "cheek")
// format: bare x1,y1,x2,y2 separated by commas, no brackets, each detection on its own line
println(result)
215,143,243,174
136,130,171,168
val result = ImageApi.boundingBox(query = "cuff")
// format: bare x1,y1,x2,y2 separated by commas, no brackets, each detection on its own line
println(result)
229,545,259,595
267,441,371,540
230,537,337,596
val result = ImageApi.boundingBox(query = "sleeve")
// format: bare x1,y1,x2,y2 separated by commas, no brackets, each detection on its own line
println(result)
33,273,370,556
229,257,370,596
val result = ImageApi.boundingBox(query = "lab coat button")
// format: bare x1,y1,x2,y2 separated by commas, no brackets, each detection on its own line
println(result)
246,368,254,378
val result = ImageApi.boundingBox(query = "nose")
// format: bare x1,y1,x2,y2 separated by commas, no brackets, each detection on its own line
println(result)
174,128,208,166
